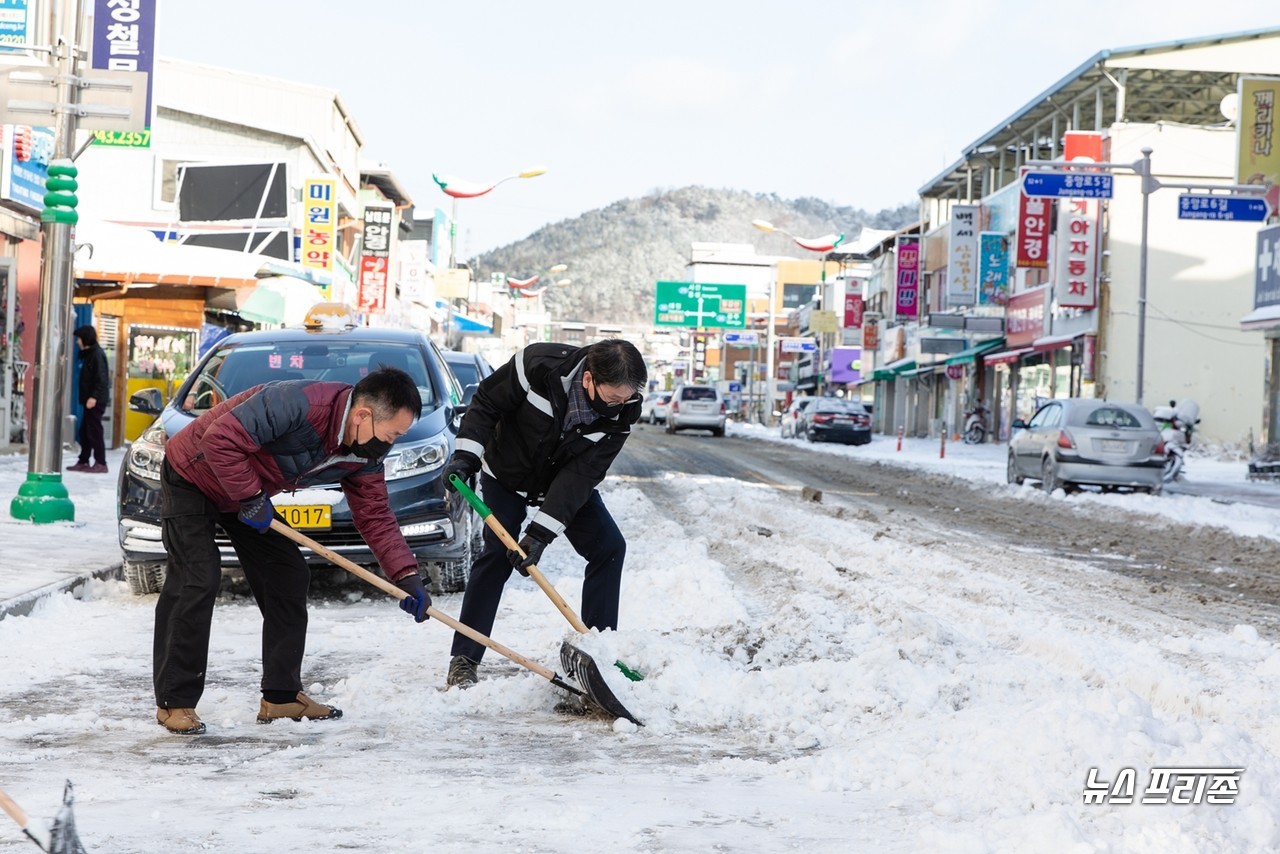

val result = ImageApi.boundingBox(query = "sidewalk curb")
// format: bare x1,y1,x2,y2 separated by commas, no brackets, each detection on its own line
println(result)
0,563,123,620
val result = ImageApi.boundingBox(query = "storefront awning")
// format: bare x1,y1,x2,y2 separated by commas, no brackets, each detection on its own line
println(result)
943,337,1006,366
983,347,1033,366
75,219,268,288
1030,333,1079,353
901,364,942,378
884,358,916,375
1240,304,1280,331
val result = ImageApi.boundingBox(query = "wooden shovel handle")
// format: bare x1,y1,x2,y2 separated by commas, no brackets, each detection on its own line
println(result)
480,515,591,634
0,786,29,830
268,519,559,682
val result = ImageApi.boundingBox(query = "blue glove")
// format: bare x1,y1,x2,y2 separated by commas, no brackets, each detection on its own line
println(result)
238,492,274,533
395,572,431,623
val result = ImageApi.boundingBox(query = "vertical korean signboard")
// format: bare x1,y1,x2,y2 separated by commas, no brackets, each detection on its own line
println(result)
302,178,337,298
1017,172,1051,269
894,235,919,320
1054,198,1098,308
947,205,979,307
357,203,394,315
1237,77,1280,218
978,232,1008,305
843,291,864,328
91,0,156,147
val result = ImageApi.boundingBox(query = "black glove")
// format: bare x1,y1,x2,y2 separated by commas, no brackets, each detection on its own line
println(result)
442,451,481,491
238,492,274,533
507,524,553,577
395,572,431,623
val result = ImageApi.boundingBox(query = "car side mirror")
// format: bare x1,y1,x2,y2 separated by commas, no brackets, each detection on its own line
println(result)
129,388,164,416
1012,418,1028,429
462,383,479,407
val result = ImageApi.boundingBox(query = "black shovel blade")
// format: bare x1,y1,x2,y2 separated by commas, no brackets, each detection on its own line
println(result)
48,780,87,854
559,641,644,727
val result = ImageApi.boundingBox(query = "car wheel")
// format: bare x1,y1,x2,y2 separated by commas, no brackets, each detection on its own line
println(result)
1145,481,1164,497
1040,456,1062,493
422,514,474,594
124,560,166,596
711,427,724,437
1006,453,1024,485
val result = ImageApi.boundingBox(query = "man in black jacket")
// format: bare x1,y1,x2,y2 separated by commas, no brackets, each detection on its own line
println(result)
441,339,646,687
68,324,110,473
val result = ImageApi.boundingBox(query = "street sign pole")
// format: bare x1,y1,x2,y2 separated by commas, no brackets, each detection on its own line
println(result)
1026,148,1268,406
11,0,82,522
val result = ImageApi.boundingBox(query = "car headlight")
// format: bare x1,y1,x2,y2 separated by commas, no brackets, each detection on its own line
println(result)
127,421,167,481
384,439,449,481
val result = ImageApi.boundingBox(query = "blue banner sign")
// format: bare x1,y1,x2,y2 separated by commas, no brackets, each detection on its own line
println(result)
1022,172,1113,199
1178,194,1268,222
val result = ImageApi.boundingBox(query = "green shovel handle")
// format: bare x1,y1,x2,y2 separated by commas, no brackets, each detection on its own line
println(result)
449,473,491,518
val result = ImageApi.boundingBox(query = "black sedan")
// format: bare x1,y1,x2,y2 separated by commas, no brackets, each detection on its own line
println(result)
803,399,872,445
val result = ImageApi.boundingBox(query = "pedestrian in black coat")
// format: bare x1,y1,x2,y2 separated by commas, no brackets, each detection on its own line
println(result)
68,324,110,473
439,339,647,688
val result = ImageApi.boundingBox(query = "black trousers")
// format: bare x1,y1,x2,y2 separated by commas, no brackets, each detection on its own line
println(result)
450,473,626,664
152,460,310,709
76,402,105,465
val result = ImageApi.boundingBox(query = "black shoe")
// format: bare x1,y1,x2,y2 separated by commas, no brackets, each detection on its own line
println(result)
446,655,478,689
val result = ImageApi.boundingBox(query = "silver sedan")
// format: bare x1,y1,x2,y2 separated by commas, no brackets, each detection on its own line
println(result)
1007,398,1165,495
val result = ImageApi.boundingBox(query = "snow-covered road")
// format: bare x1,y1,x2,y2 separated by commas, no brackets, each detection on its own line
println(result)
2,428,1279,851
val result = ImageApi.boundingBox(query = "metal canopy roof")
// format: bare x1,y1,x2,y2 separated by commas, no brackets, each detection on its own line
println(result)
919,26,1280,201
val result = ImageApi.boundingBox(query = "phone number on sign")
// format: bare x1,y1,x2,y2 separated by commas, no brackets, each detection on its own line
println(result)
92,129,151,147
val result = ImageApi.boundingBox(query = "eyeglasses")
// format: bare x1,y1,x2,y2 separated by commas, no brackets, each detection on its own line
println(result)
587,374,638,407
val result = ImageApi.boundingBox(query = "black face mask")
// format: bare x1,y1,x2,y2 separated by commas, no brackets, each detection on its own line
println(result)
588,383,632,418
350,416,393,460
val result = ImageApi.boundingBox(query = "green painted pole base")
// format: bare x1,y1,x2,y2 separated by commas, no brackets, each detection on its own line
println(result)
10,472,75,523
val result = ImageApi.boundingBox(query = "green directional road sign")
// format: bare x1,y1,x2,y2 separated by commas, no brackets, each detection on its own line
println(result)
654,281,747,329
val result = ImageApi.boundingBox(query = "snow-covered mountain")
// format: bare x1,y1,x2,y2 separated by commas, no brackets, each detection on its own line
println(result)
470,186,915,326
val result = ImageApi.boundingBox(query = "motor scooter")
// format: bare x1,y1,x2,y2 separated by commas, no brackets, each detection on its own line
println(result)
962,404,988,445
1152,398,1199,482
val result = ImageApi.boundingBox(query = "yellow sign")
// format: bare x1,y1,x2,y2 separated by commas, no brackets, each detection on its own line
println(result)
1237,77,1280,188
302,178,337,298
811,310,839,333
435,267,472,299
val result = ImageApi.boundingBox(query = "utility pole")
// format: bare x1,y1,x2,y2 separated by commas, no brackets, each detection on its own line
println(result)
10,0,82,523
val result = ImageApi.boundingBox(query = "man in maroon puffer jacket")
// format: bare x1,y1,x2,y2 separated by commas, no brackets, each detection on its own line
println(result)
153,367,428,735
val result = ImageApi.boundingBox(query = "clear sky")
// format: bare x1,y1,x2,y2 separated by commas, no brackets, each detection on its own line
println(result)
156,1,1279,256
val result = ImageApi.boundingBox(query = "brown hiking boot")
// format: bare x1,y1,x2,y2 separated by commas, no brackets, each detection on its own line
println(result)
257,692,343,724
87,463,109,473
447,655,479,689
156,707,206,735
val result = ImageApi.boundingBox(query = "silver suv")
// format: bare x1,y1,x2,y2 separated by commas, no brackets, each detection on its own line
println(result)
665,384,726,437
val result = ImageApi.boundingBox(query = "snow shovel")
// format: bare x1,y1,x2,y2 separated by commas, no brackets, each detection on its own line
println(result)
269,519,642,725
0,781,88,853
448,473,643,682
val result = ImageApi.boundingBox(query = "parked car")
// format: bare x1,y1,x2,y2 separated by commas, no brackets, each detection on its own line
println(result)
779,397,818,439
442,349,494,405
640,391,673,424
802,399,872,445
1006,398,1165,495
118,306,478,597
666,384,726,436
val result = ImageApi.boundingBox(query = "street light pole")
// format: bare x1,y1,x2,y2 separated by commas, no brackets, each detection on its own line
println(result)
432,167,546,348
751,219,844,406
1136,147,1153,406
